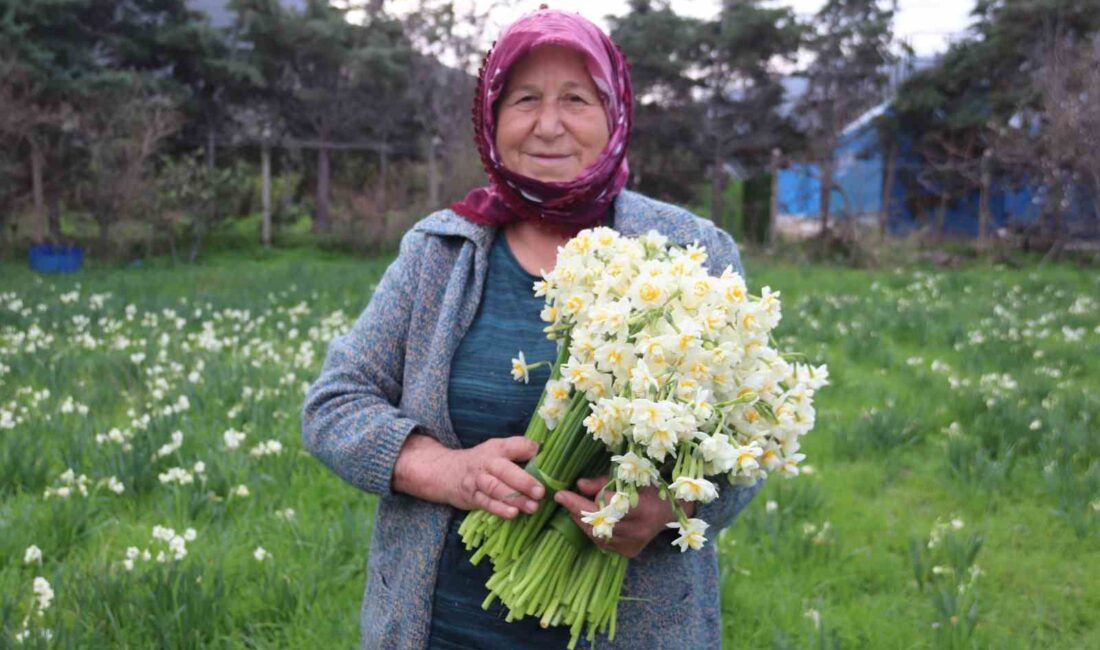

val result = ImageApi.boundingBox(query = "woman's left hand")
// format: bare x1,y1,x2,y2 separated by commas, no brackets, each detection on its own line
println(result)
554,476,695,559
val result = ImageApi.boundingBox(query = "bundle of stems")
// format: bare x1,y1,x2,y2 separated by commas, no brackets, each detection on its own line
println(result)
479,458,627,649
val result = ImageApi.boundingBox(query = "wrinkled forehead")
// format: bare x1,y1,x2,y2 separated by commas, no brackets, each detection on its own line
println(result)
484,14,620,118
501,44,605,96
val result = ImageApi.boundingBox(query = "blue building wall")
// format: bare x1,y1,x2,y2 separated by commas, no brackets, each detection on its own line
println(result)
777,109,1092,237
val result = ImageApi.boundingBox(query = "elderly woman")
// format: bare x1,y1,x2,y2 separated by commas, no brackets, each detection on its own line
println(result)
302,7,762,650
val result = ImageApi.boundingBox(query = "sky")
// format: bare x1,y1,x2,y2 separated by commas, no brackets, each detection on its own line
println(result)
375,0,978,59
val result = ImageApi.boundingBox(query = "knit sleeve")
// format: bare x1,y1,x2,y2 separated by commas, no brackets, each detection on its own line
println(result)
300,229,426,497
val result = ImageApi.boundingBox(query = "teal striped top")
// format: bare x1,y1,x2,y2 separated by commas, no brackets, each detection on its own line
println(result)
429,231,574,648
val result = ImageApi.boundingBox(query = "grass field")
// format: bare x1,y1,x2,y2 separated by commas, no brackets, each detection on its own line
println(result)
1,247,1097,648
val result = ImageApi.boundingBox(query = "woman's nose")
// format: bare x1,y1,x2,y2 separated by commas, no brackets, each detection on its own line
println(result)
532,101,566,139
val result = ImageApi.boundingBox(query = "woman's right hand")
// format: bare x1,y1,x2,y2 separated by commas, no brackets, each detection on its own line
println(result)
392,432,545,519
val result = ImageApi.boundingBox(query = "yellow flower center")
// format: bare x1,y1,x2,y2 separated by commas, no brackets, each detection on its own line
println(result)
639,283,661,303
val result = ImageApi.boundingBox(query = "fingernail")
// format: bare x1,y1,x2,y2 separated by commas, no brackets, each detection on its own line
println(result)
525,500,538,513
532,485,545,499
553,493,563,504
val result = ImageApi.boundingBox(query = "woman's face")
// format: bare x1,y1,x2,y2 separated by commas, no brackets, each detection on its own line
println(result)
495,45,610,183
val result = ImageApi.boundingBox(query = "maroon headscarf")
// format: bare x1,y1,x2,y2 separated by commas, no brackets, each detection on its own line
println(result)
450,6,634,236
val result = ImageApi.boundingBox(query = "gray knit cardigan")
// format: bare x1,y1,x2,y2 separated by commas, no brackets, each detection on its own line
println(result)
301,189,764,650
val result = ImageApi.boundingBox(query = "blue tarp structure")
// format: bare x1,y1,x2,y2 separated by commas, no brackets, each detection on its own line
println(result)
777,105,1095,237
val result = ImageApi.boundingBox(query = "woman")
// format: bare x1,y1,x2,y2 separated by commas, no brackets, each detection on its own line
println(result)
301,7,763,649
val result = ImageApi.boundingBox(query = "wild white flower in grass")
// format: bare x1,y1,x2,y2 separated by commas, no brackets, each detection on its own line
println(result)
223,428,247,450
130,352,146,364
193,461,206,475
253,547,271,562
14,628,53,644
33,576,54,612
122,547,140,571
24,545,42,565
168,536,188,560
232,484,250,498
154,430,184,459
668,477,719,503
158,467,194,485
250,440,284,457
103,476,125,495
59,396,89,416
805,608,822,630
44,469,88,498
666,518,708,552
276,508,296,521
765,500,778,513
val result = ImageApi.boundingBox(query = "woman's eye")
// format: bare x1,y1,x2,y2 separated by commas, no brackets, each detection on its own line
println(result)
566,94,587,104
516,95,537,104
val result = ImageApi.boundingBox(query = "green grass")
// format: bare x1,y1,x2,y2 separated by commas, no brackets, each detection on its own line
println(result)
1,248,1097,648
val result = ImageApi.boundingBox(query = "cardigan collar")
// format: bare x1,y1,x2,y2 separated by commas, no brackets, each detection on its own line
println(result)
414,190,701,250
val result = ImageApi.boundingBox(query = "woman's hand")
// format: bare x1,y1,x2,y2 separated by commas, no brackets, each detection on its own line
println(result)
393,432,545,519
554,476,695,559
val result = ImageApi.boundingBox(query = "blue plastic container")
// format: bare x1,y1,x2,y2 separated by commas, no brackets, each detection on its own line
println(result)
28,244,84,273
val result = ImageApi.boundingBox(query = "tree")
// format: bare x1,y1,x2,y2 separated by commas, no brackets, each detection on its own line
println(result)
400,0,490,207
156,149,251,262
696,0,803,231
896,0,1100,244
797,0,899,235
0,0,217,244
609,1,706,205
76,81,181,257
996,32,1100,241
0,56,68,242
235,0,414,232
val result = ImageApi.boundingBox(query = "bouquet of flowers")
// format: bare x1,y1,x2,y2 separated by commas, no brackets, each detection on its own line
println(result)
459,227,828,648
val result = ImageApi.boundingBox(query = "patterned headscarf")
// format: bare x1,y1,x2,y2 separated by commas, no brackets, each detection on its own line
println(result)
450,6,634,236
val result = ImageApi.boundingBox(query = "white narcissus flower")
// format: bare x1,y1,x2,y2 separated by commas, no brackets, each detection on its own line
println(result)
777,452,807,477
537,397,568,431
668,477,719,503
105,476,125,495
666,518,709,552
33,576,54,612
510,351,530,384
612,451,659,487
544,378,571,402
605,492,631,519
562,358,600,393
250,440,284,457
169,536,188,560
580,506,621,539
645,426,678,463
223,429,246,450
698,434,737,474
733,442,764,473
